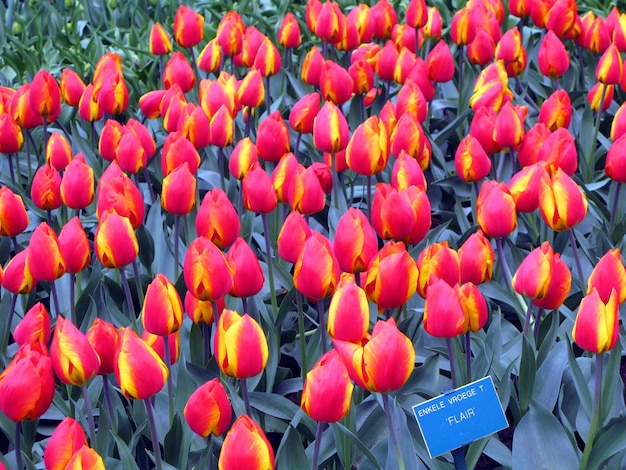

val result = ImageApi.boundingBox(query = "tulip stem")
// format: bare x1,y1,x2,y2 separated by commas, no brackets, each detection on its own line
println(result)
143,167,156,204
50,280,61,319
523,302,534,337
296,291,308,380
132,260,145,307
15,420,23,470
567,229,585,288
464,332,472,382
265,76,272,112
446,337,459,389
173,215,180,281
81,384,97,445
144,397,163,470
164,334,175,426
294,132,302,158
609,182,622,233
581,353,604,469
316,300,328,354
3,293,18,354
495,237,513,289
202,322,211,366
241,379,253,417
103,375,117,431
312,421,324,469
366,175,372,223
120,269,139,332
382,394,405,470
261,214,279,320
70,273,76,325
451,447,468,470
587,83,607,183
11,236,19,254
533,307,544,343
218,146,226,191
8,153,15,185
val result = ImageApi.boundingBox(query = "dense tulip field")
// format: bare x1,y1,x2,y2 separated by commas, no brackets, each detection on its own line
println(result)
1,0,626,468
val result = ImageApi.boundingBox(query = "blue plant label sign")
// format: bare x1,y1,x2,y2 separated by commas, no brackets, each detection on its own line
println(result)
412,376,508,458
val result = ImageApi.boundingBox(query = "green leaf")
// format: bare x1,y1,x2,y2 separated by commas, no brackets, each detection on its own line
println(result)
587,415,626,469
112,433,141,470
532,340,567,412
518,335,537,416
512,400,580,470
275,425,310,469
333,422,383,470
249,391,317,437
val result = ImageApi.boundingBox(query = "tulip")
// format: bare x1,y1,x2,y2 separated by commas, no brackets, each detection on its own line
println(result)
161,163,197,215
606,134,626,182
538,31,570,78
96,167,144,229
538,168,588,231
426,40,454,82
98,118,123,162
183,236,234,301
27,222,65,282
294,232,340,300
469,105,500,154
495,27,527,77
301,45,325,86
588,83,614,112
161,86,188,132
493,102,526,150
333,208,377,274
226,238,265,299
450,7,475,46
395,79,428,124
518,123,551,168
371,0,397,40
215,309,268,379
328,272,370,342
43,417,88,470
173,5,204,48
536,127,579,177
454,134,492,183
416,241,461,298
587,249,626,304
60,68,86,107
0,186,28,237
86,318,119,375
512,242,572,310
58,217,91,274
184,378,232,438
539,89,572,131
301,349,353,422
95,211,138,269
458,282,489,334
596,43,623,85
177,103,211,149
458,230,494,284
272,153,299,204
10,83,43,129
162,52,195,92
31,164,62,211
476,180,517,238
346,116,389,176
30,69,61,121
289,92,321,135
0,342,55,422
572,289,619,354
469,61,513,112
218,415,275,470
256,110,290,162
279,12,302,48
78,84,103,122
217,12,245,57
364,241,418,309
61,154,95,210
46,132,72,171
313,100,350,153
114,327,169,399
185,291,225,325
208,104,234,148
116,131,146,174
237,25,266,67
142,273,183,336
254,37,282,77
2,250,37,294
65,445,106,470
277,211,312,263
149,22,172,55
94,68,128,115
13,303,51,347
50,316,100,386
333,318,415,392
142,330,180,364
161,131,201,176
196,188,240,249
349,58,375,95
392,150,427,191
229,137,259,180
237,68,265,109
242,162,278,214
319,60,353,105
0,112,24,154
288,164,326,215
197,39,223,74
423,278,465,338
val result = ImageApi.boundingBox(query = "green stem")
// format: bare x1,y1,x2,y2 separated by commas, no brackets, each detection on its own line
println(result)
132,259,145,307
316,299,328,354
523,302,534,337
144,398,163,470
609,182,622,233
241,379,252,416
588,83,607,183
81,384,97,445
102,375,117,431
15,420,23,470
261,213,278,320
163,334,175,425
296,291,308,380
568,229,585,289
120,269,139,331
446,337,459,389
312,421,324,469
173,215,180,282
2,293,18,354
50,280,61,319
580,353,603,469
464,332,471,383
382,394,405,470
70,273,76,325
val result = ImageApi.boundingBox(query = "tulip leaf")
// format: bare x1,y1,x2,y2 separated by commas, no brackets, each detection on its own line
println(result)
275,424,310,470
512,400,579,470
532,339,567,412
518,335,536,416
249,391,317,436
112,433,141,470
566,338,593,419
600,346,624,422
587,415,626,469
333,422,383,470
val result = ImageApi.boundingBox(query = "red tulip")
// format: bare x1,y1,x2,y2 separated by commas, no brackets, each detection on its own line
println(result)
161,131,201,176
328,272,370,342
27,222,65,282
423,278,465,337
346,116,389,176
539,89,572,131
467,30,496,66
272,153,299,204
277,211,312,264
495,27,527,77
51,316,100,386
256,110,290,162
538,168,587,231
416,241,461,298
596,43,623,85
86,318,119,375
278,12,302,48
184,378,232,437
0,186,28,237
538,31,570,78
30,69,61,120
288,164,326,215
226,238,265,298
43,417,88,470
173,5,204,48
392,150,427,191
161,163,197,215
196,188,240,249
587,249,626,304
46,132,72,171
313,100,350,154
458,230,494,284
149,22,172,55
58,217,91,274
572,289,619,354
95,211,138,269
320,60,354,105
163,51,196,92
333,208,377,273
242,162,278,214
185,291,225,325
183,237,234,301
197,39,223,75
0,112,24,153
294,232,340,300
454,134,492,183
476,180,517,238
2,249,37,294
61,154,95,210
142,273,184,336
229,137,259,180
493,102,526,150
64,445,105,469
13,302,51,347
426,40,454,82
60,69,86,107
289,92,321,135
218,415,275,470
31,164,62,211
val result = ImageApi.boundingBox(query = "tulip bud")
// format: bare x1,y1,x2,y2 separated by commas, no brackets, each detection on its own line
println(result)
161,131,201,176
96,164,145,229
58,217,91,274
587,249,626,304
416,241,461,298
65,445,105,470
364,241,418,309
31,164,62,211
333,318,415,392
61,154,95,210
197,39,222,75
161,163,197,215
588,82,614,112
184,237,234,301
256,110,290,162
27,222,66,282
538,31,570,78
328,273,370,342
149,22,172,55
226,238,265,298
423,278,466,338
115,327,169,399
94,210,139,269
237,68,265,109
493,102,526,149
279,12,302,48
242,162,278,214
214,309,268,379
0,186,28,237
454,134,491,182
301,45,325,87
320,60,354,105
184,378,232,437
426,40,454,82
218,415,275,470
142,273,183,336
333,208,378,274
277,211,312,264
346,116,389,176
495,27,527,77
294,232,340,300
30,69,61,120
0,112,24,153
301,349,353,422
572,289,619,354
458,282,489,333
392,150,427,191
86,318,119,375
51,316,101,386
230,137,259,180
185,291,225,325
46,132,72,171
43,417,88,470
289,92,321,135
163,51,196,92
458,230,494,284
142,330,180,364
13,303,51,347
196,188,240,249
538,168,588,231
60,69,86,107
539,89,572,131
313,100,350,154
173,5,204,48
596,43,623,85
3,249,37,294
476,180,517,238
